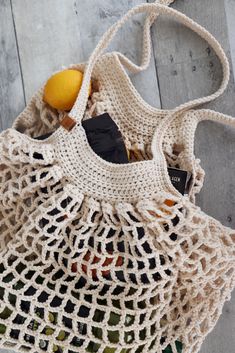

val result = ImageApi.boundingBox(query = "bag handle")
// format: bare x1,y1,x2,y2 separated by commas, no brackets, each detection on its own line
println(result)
151,109,235,186
117,0,175,74
65,3,229,127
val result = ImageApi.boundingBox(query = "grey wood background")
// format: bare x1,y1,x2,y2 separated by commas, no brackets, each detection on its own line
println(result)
0,0,235,352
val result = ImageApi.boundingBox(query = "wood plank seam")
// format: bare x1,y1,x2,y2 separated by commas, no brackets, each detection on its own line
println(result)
9,0,26,106
147,0,164,108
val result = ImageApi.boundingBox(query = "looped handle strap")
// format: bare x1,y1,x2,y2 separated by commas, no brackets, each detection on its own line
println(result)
151,108,235,171
198,112,235,128
117,0,175,74
68,3,230,125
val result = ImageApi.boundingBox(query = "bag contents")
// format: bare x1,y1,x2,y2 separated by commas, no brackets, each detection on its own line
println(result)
82,113,129,164
35,113,190,195
43,69,92,111
168,167,192,195
35,113,129,164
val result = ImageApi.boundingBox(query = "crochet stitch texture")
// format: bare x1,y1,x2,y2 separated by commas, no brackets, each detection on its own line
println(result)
0,2,234,353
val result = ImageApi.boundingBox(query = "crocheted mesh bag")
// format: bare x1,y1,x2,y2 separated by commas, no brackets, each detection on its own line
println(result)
12,0,228,204
0,3,234,353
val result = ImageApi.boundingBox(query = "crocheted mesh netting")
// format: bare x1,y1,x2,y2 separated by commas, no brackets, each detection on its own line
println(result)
0,2,235,353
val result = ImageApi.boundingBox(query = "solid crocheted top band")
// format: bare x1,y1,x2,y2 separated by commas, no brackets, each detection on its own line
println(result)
68,2,229,124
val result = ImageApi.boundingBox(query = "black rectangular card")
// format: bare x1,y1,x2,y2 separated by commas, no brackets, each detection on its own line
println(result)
82,113,129,164
168,167,192,195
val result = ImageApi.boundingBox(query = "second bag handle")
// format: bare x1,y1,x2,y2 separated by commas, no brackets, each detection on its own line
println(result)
117,0,176,74
66,3,229,126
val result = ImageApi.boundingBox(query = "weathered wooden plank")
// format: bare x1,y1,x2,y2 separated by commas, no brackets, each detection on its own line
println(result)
225,0,235,73
149,0,235,226
11,0,85,101
148,1,235,353
11,0,160,107
0,0,25,131
149,0,235,114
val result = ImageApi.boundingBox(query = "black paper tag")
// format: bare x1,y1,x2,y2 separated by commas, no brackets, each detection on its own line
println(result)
167,167,191,195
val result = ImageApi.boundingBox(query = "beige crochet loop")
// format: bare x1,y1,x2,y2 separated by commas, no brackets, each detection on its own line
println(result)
114,0,175,74
1,2,235,353
68,3,230,124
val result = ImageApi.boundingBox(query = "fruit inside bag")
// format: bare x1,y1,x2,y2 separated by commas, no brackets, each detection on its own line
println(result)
30,113,185,352
2,303,182,353
35,113,129,164
35,113,191,195
91,302,183,353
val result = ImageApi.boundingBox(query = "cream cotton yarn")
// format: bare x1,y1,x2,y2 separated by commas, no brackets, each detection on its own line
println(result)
12,0,229,203
0,3,235,353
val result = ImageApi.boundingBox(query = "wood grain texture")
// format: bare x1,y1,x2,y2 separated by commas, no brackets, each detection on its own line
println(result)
0,0,25,130
11,0,160,107
149,0,235,114
225,0,235,73
11,0,84,101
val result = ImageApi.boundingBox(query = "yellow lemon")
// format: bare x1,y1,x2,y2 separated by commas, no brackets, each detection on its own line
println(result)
43,69,91,111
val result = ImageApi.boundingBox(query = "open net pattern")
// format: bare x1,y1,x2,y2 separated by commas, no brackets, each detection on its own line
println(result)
0,129,235,353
